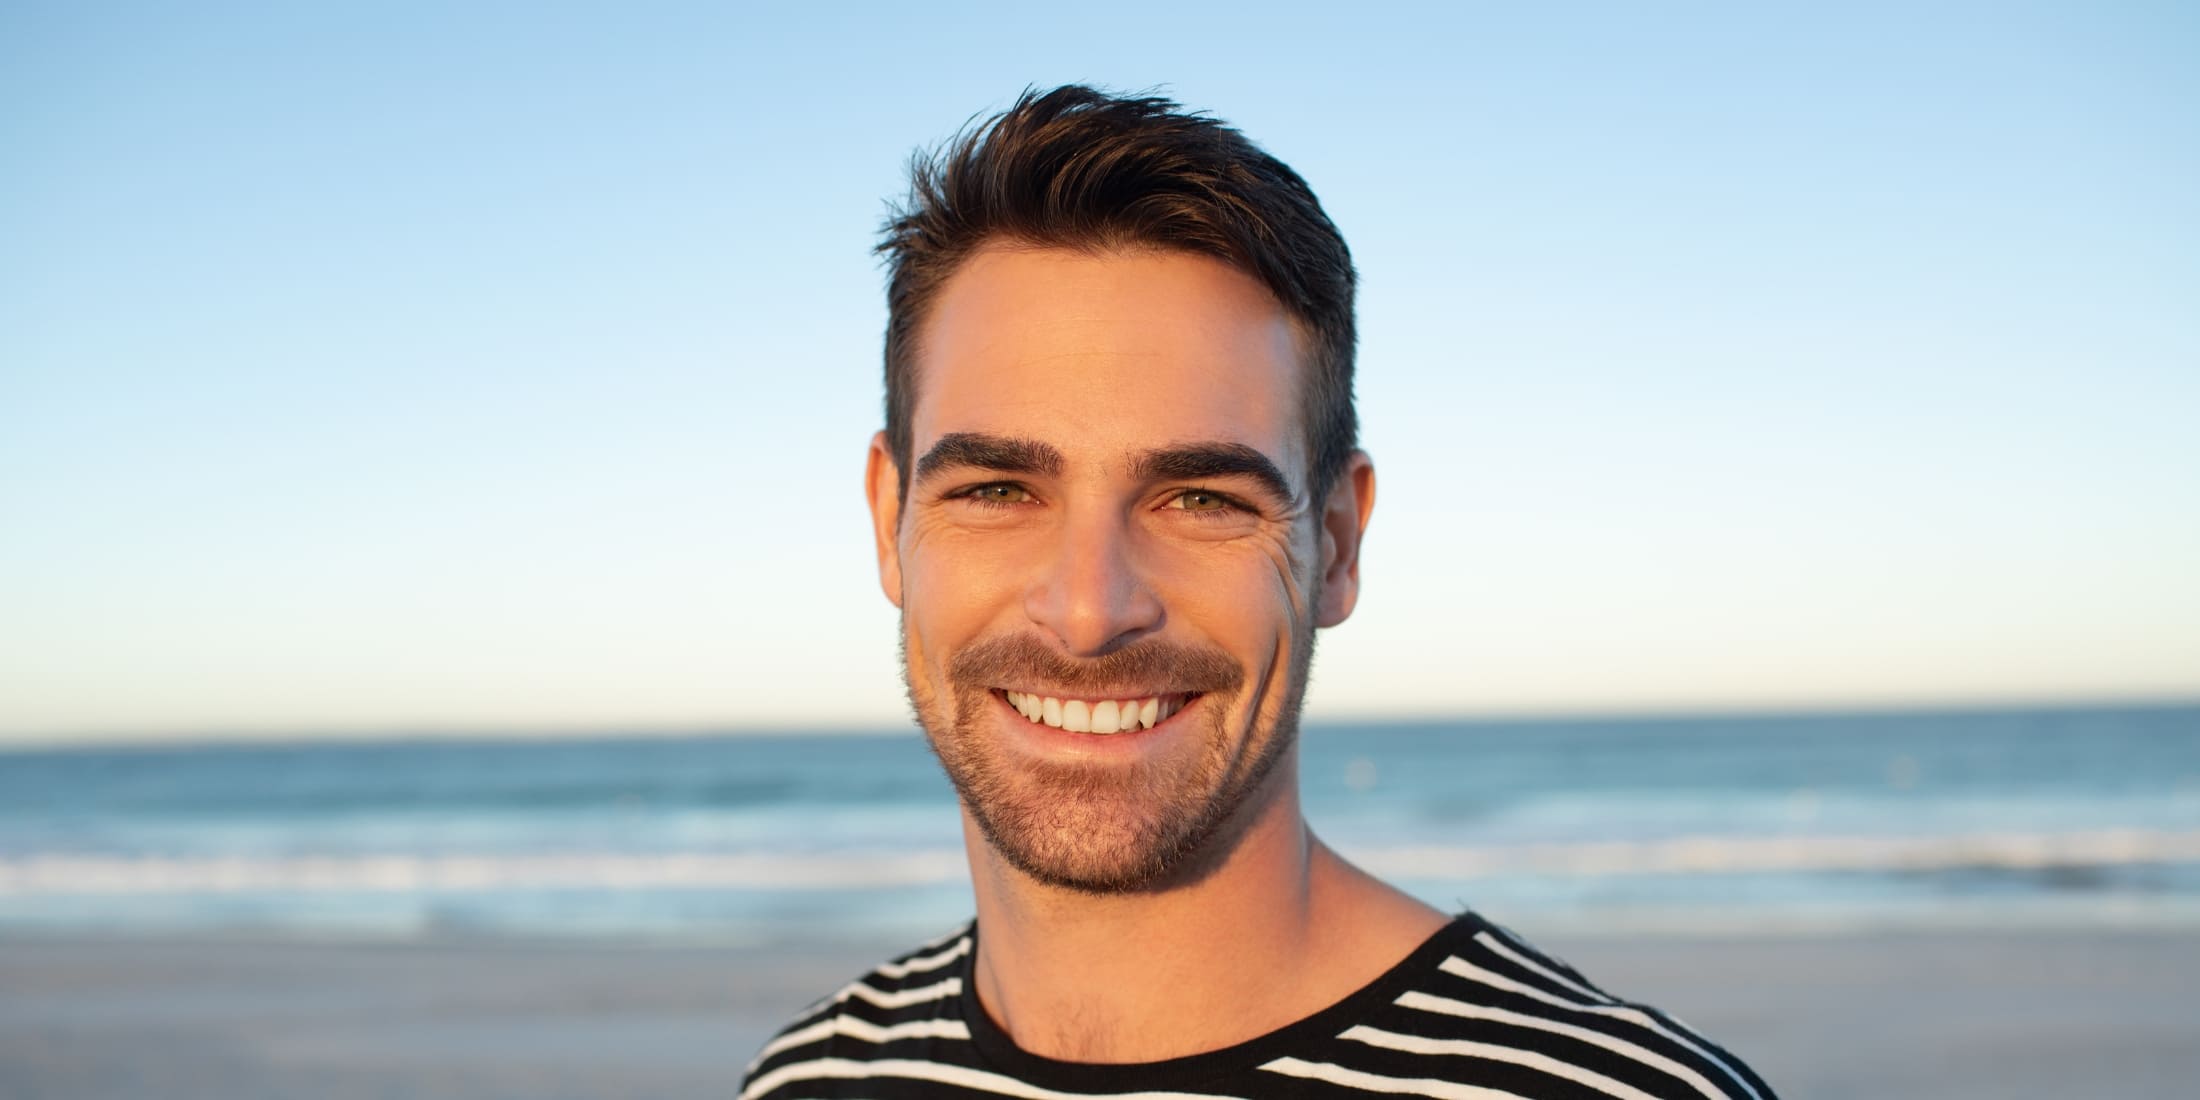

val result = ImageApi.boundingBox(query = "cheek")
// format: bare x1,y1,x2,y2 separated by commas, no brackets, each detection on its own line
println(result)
901,528,1029,630
1149,539,1311,642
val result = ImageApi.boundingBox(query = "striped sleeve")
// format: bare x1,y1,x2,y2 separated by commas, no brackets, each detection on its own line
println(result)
741,928,978,1099
1249,923,1773,1100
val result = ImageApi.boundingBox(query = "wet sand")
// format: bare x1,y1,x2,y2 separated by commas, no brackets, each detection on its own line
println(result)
3,927,2196,1099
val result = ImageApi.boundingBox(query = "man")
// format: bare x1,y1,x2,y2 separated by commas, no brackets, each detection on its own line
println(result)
742,86,1775,1100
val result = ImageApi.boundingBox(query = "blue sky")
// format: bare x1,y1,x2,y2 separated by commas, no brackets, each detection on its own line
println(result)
3,2,2195,742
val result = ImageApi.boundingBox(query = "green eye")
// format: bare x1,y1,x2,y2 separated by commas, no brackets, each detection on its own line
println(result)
970,484,1032,504
1173,490,1229,512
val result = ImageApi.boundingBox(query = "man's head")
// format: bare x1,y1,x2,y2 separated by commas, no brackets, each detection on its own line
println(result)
864,87,1373,895
878,85,1358,508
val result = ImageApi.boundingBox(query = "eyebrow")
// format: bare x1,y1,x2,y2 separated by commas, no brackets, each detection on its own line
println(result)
1130,443,1297,505
911,433,1297,505
913,432,1065,484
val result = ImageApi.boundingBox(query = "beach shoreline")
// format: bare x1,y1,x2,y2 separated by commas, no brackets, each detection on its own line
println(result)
5,924,2196,1099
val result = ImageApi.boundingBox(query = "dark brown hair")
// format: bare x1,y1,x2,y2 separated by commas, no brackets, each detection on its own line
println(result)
877,85,1358,503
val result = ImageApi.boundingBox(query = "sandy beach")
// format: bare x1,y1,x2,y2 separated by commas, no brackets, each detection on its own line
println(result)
4,925,2196,1099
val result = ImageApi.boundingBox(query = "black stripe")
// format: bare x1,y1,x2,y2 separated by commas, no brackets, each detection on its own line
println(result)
1284,1040,1617,1100
1395,1012,1705,1097
1634,1001,1773,1099
1407,970,1747,1093
1484,922,1608,993
1452,935,1616,1008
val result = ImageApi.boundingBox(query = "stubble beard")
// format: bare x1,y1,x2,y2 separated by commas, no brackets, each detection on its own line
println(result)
904,626,1314,895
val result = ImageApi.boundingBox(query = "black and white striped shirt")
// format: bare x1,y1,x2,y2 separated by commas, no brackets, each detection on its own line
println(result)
740,913,1776,1099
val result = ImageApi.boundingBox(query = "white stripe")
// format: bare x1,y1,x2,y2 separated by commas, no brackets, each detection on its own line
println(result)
874,935,973,979
1396,990,1730,1100
749,1013,970,1066
1340,1025,1660,1100
1474,930,1613,1005
1260,1055,1530,1099
738,1056,1243,1100
1439,956,1762,1100
841,974,963,1010
909,922,974,954
769,932,974,1036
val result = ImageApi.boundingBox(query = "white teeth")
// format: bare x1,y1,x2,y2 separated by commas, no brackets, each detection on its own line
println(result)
1002,691,1186,733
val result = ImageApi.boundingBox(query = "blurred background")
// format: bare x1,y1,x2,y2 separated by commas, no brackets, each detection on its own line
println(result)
3,2,2196,1098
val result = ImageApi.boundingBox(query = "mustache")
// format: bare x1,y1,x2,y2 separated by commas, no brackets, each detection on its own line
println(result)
947,634,1243,697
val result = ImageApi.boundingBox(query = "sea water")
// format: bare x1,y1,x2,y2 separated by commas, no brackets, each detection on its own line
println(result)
2,704,2195,942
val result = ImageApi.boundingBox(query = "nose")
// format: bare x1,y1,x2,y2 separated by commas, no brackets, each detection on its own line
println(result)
1023,506,1164,657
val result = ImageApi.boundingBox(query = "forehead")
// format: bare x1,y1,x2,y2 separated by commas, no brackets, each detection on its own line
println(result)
909,246,1307,481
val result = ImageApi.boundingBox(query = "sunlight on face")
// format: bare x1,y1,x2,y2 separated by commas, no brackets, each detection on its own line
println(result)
876,246,1332,892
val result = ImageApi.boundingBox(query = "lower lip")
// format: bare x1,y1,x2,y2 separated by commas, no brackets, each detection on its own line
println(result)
991,691,1193,759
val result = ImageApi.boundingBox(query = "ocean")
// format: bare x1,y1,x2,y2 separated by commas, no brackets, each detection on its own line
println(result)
4,703,2196,943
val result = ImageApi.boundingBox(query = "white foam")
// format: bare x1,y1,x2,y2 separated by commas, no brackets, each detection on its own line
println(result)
4,828,2197,896
1356,827,2200,878
0,850,970,895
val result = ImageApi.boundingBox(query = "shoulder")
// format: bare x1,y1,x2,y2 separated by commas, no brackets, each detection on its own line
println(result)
738,924,977,1100
1298,914,1778,1100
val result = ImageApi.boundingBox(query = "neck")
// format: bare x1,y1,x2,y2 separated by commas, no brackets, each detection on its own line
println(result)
961,756,1445,1063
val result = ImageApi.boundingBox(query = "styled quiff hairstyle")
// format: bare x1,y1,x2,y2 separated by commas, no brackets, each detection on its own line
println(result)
878,85,1358,503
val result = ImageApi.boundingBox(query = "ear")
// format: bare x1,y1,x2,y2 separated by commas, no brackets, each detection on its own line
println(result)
864,431,905,608
1314,450,1375,628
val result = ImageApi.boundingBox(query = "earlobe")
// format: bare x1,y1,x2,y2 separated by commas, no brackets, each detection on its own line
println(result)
1315,451,1375,628
864,432,905,608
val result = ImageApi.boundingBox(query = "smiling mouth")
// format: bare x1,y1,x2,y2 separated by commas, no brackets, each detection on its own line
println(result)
997,690,1194,734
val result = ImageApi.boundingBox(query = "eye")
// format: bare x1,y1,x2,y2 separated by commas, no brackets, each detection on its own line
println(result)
964,483,1034,506
1167,489,1237,513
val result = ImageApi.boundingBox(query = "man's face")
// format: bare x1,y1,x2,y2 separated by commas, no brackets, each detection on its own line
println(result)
865,245,1371,894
